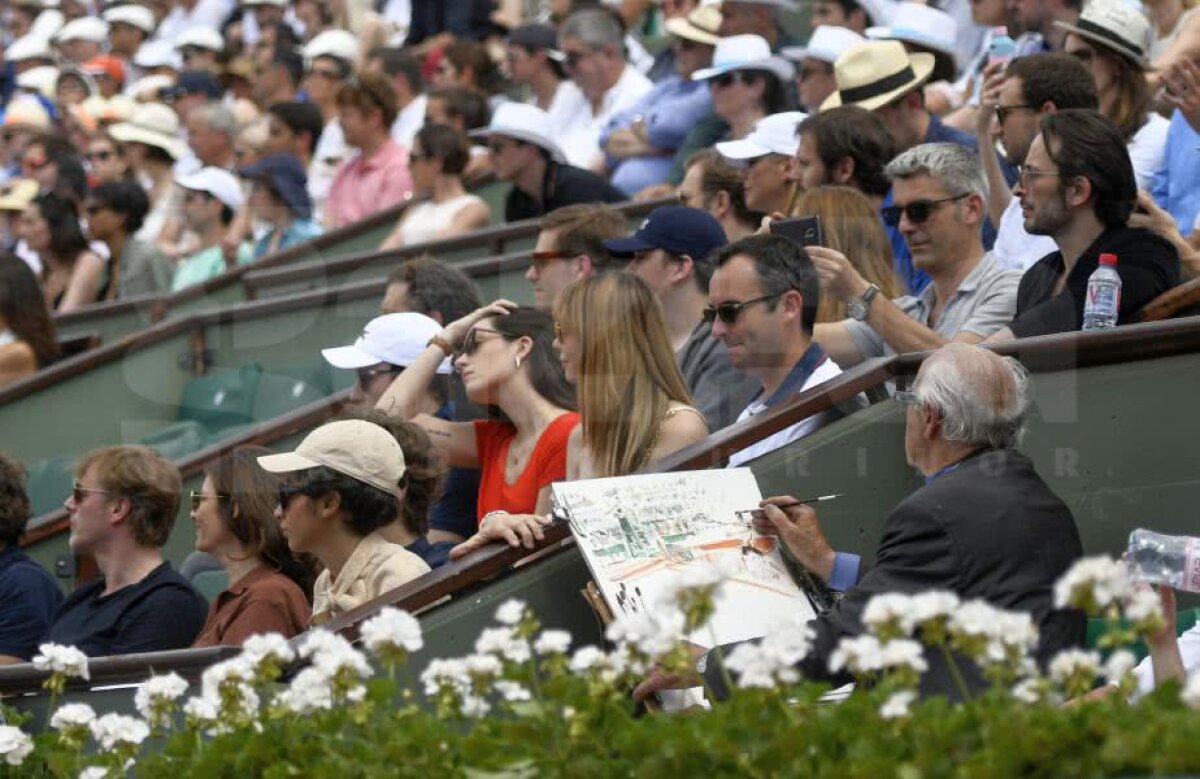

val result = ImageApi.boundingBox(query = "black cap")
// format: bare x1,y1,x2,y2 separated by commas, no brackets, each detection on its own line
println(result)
508,23,566,63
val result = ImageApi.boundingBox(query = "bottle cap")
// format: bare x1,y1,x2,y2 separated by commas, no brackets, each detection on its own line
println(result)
1099,253,1118,266
992,26,1009,36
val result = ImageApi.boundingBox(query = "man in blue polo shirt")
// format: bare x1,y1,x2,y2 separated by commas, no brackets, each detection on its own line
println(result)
701,234,865,467
0,455,62,664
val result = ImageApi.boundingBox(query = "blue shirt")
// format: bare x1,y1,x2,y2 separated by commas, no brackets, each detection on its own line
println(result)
428,401,482,539
253,218,324,260
0,547,63,660
599,75,713,196
1152,109,1200,234
405,537,455,569
882,189,930,295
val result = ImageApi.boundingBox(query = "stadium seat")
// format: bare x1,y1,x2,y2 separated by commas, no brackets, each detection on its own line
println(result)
191,570,230,603
250,373,326,423
177,364,263,431
24,456,75,518
140,421,210,461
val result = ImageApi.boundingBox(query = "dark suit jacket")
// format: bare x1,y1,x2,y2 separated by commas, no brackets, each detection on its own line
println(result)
704,448,1085,700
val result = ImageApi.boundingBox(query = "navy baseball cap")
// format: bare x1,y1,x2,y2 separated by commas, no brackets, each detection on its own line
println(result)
237,153,313,220
603,206,729,259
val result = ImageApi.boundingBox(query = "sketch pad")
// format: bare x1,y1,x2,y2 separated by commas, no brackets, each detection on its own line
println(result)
553,468,816,648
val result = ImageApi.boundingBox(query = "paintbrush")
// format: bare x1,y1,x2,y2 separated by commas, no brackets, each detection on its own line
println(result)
744,493,844,520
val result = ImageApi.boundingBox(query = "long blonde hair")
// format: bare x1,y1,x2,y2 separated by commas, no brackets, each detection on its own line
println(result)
555,273,694,478
792,186,903,323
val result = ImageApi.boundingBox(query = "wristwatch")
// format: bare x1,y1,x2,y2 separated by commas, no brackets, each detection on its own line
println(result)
848,283,880,321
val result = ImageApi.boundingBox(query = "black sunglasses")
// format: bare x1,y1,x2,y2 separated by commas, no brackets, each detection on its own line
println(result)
881,193,970,227
458,326,513,358
356,365,402,385
994,103,1036,124
703,292,785,325
277,483,311,512
712,72,744,89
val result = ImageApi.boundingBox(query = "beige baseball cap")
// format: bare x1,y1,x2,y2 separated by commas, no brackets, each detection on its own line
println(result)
257,420,406,496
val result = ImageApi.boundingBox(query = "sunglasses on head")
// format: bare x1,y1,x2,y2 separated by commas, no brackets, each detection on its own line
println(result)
881,193,969,227
702,292,785,325
458,326,512,357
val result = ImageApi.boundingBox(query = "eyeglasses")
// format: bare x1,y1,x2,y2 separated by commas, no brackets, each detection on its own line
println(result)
308,67,342,80
86,149,113,162
1067,48,1094,64
530,250,572,269
1016,165,1062,186
277,483,319,512
881,193,970,227
994,104,1036,124
71,482,114,504
893,390,923,407
488,139,519,155
458,326,512,357
356,365,402,385
189,490,228,511
563,49,594,69
712,72,745,89
702,292,785,325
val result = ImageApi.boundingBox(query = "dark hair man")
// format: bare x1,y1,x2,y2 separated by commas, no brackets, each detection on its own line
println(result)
678,149,762,242
527,203,626,312
987,109,1181,341
382,256,482,323
0,454,63,664
47,446,208,656
366,47,427,148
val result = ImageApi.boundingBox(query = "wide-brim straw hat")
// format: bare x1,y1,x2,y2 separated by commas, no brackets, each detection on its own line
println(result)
108,102,188,160
821,39,935,111
664,4,722,47
1054,0,1153,70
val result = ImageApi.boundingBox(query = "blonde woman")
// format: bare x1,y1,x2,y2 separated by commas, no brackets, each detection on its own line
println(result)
790,187,903,324
554,273,708,479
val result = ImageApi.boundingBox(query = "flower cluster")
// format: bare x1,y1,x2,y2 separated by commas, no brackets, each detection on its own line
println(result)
724,617,814,689
133,672,188,730
32,643,89,695
0,725,33,767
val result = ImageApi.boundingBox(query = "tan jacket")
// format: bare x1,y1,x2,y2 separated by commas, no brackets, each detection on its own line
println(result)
310,532,430,625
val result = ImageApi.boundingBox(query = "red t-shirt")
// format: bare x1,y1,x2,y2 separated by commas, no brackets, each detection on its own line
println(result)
473,412,580,523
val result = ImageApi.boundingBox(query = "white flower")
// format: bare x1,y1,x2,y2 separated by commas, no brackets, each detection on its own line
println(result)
134,672,188,725
240,633,296,668
533,630,572,656
465,653,503,678
273,667,334,714
1182,670,1200,710
948,600,1002,640
32,643,89,680
880,690,917,720
829,635,883,675
569,646,608,674
361,608,424,656
494,680,532,703
50,702,97,731
299,631,372,681
1053,556,1131,611
421,658,471,697
461,694,491,718
79,768,109,779
182,695,220,723
724,643,778,690
494,599,527,626
879,639,928,674
1123,587,1161,623
1048,649,1101,684
0,725,33,766
1103,650,1138,687
606,607,686,660
88,713,149,751
908,591,961,630
474,626,531,663
1011,677,1043,704
862,593,916,636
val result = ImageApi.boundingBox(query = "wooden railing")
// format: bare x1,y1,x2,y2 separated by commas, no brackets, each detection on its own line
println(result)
7,317,1200,694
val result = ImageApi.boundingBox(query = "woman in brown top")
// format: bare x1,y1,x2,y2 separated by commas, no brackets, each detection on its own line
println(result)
190,447,315,647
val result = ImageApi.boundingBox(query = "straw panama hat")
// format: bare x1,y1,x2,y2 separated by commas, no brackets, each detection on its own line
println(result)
821,39,935,111
1054,0,1153,69
664,4,722,46
108,102,188,160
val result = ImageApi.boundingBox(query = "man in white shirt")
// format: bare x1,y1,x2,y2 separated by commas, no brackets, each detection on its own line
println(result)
155,0,234,45
366,47,427,148
554,8,652,170
706,234,863,468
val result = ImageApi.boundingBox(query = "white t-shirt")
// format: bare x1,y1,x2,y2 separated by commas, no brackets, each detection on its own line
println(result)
1132,620,1200,701
395,193,486,246
551,65,653,170
992,196,1059,272
1129,113,1171,192
391,94,428,149
310,119,350,225
727,357,855,468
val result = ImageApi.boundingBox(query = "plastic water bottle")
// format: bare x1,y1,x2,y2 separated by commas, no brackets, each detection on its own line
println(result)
1082,253,1122,331
988,27,1016,67
1128,529,1200,592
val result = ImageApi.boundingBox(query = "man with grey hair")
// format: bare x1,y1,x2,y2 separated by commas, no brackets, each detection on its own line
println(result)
634,343,1084,702
813,143,1022,367
554,8,652,170
185,102,237,170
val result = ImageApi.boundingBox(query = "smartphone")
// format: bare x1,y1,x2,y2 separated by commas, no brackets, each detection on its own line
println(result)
773,215,823,248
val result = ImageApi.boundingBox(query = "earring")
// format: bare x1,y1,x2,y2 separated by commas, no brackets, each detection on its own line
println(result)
515,355,523,369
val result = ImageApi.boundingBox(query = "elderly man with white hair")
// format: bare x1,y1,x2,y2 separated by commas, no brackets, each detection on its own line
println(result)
635,342,1085,702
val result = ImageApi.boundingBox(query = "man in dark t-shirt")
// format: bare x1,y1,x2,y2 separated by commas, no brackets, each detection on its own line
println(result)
46,446,206,656
470,102,625,223
0,455,63,663
987,109,1180,343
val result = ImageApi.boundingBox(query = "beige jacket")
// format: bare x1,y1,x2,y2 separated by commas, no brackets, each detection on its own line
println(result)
310,532,431,625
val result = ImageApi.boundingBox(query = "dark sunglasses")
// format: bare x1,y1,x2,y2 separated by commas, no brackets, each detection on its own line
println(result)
994,104,1036,124
881,193,970,227
702,292,785,325
71,481,113,504
458,326,512,357
86,149,114,161
712,72,744,89
356,365,402,385
308,67,342,80
277,483,310,511
189,490,228,511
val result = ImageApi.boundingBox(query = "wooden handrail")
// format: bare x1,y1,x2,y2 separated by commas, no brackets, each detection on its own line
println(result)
0,646,240,697
1135,277,1200,323
21,389,354,544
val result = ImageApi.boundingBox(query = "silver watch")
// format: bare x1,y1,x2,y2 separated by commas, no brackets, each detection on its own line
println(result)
848,283,880,321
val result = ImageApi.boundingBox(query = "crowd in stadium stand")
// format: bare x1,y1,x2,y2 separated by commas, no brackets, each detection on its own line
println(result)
1,0,1200,707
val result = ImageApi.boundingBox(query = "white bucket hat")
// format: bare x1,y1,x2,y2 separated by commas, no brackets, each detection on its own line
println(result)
1054,0,1153,69
7,35,53,63
469,102,567,163
53,16,108,43
322,313,453,374
716,110,807,160
258,420,407,497
866,2,959,60
108,102,188,159
102,4,156,33
691,34,795,83
175,167,245,211
16,65,61,98
663,4,722,47
133,40,183,70
174,26,224,53
304,29,359,65
821,40,935,111
782,26,866,65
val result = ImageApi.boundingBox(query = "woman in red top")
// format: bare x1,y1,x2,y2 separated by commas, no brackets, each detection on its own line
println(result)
190,447,315,646
376,301,578,559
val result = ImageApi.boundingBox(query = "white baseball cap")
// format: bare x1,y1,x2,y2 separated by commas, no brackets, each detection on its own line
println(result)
174,26,224,53
470,102,567,163
322,313,453,374
7,35,53,63
304,30,359,64
782,26,866,65
257,420,407,496
133,39,183,70
102,4,156,33
54,16,108,43
715,111,807,160
175,167,244,210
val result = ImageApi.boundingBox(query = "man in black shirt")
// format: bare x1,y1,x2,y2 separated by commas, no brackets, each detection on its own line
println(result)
987,109,1180,341
47,446,207,656
470,102,626,223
